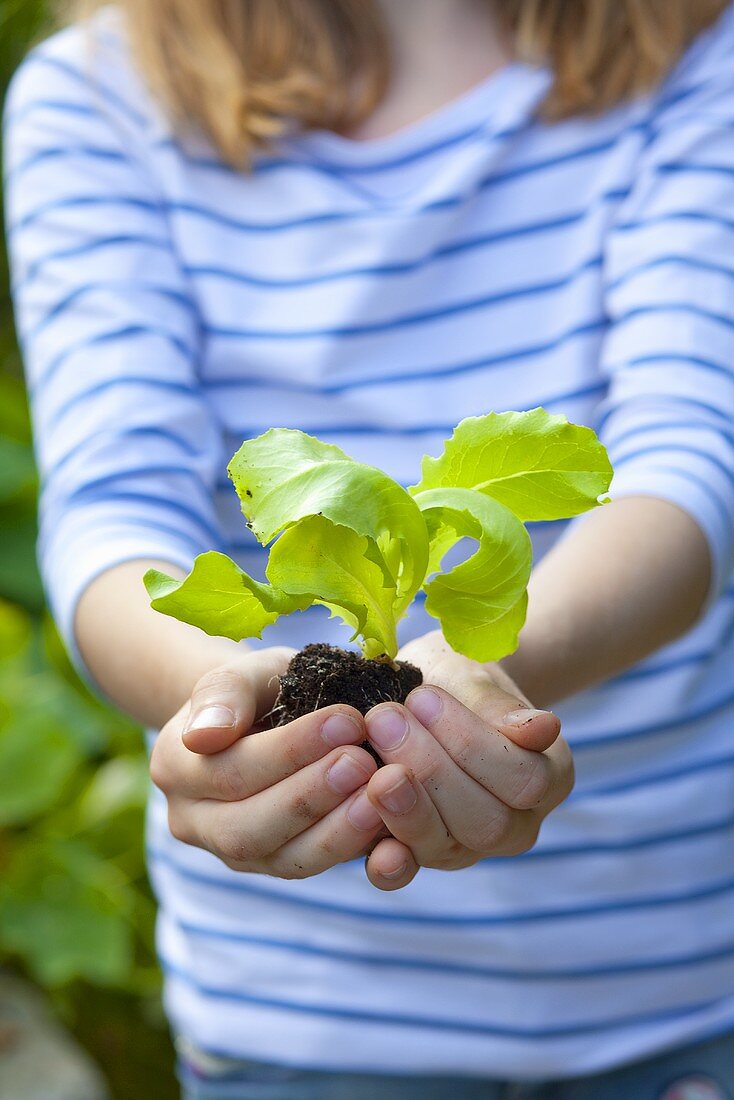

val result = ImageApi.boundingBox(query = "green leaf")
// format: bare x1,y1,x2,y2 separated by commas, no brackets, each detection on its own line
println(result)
0,718,83,826
0,839,133,987
268,516,399,658
143,551,308,642
78,756,150,827
0,435,36,503
228,429,428,606
415,487,532,661
0,596,31,660
413,408,613,521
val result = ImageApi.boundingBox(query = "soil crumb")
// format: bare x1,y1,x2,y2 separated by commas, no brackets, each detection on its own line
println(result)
272,644,422,762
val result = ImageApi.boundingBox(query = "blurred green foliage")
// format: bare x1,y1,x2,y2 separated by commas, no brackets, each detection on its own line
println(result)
0,3,176,1094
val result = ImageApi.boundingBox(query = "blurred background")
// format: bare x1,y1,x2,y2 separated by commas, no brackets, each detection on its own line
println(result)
0,3,178,1095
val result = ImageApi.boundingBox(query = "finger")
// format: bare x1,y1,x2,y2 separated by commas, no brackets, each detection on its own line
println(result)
366,704,523,853
364,837,420,891
187,745,379,865
268,787,388,879
365,761,477,868
405,686,562,811
183,647,295,753
410,644,560,753
155,704,367,802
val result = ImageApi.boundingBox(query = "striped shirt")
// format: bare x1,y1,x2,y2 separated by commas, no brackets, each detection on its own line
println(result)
6,5,734,1080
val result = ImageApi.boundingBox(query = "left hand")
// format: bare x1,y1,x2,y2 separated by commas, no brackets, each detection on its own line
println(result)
362,631,574,891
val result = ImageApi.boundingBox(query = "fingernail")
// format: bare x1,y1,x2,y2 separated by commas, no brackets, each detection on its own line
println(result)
503,708,550,726
378,776,417,815
327,754,370,796
347,791,383,831
321,712,363,748
185,705,235,734
367,707,408,752
380,860,408,880
406,687,442,726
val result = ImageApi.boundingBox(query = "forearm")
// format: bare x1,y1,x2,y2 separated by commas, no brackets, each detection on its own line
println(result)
75,559,244,728
501,496,711,708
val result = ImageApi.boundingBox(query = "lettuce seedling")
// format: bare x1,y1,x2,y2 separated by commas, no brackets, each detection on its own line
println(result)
144,409,612,662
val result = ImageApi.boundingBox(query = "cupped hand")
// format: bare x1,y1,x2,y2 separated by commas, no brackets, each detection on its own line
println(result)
362,631,574,891
150,647,386,878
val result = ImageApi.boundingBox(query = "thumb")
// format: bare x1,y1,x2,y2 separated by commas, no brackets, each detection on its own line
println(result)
478,661,561,754
418,649,560,754
182,646,295,754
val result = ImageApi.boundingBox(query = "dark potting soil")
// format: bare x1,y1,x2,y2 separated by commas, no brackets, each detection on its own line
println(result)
272,643,423,762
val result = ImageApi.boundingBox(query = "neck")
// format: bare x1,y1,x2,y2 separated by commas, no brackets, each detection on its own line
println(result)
349,0,510,141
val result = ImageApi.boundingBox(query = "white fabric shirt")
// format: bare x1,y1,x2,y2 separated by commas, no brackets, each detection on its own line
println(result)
6,5,734,1079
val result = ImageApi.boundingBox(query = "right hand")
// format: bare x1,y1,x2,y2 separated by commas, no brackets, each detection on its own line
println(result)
150,647,389,879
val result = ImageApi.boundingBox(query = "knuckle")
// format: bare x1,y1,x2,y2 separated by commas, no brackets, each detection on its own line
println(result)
285,788,321,828
269,857,311,881
510,756,552,809
167,805,194,846
210,756,248,802
505,821,541,857
445,722,475,769
558,746,576,802
215,824,264,865
431,840,473,870
474,804,513,852
193,665,243,700
149,742,172,792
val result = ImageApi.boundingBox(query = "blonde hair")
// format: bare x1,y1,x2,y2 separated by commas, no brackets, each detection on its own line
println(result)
73,0,727,166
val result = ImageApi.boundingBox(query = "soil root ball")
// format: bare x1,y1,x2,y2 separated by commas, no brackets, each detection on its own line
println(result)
272,644,423,737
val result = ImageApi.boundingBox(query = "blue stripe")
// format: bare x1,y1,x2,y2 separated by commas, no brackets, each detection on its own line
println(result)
657,162,734,181
605,418,734,454
612,459,734,533
15,235,171,292
11,185,629,243
160,956,734,1039
617,209,734,238
50,376,198,428
201,257,604,342
210,320,606,395
225,424,452,438
507,811,734,861
182,195,625,291
172,916,734,983
168,116,503,180
612,441,734,492
28,282,192,340
617,302,734,337
614,649,716,681
66,464,207,497
50,425,207,481
63,488,222,547
10,194,161,235
30,325,193,392
167,79,704,180
597,392,732,436
608,253,734,294
166,153,629,235
3,98,97,130
568,684,734,754
573,750,734,801
149,844,734,924
30,53,147,127
6,145,127,184
55,515,205,559
606,351,734,388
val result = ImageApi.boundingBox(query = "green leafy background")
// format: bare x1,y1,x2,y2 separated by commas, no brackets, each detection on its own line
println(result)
0,4,178,1094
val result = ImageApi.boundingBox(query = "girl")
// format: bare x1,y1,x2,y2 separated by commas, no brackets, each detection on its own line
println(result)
6,1,734,1096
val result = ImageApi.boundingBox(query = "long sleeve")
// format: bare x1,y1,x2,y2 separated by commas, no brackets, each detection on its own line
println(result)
599,27,734,602
4,31,226,664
